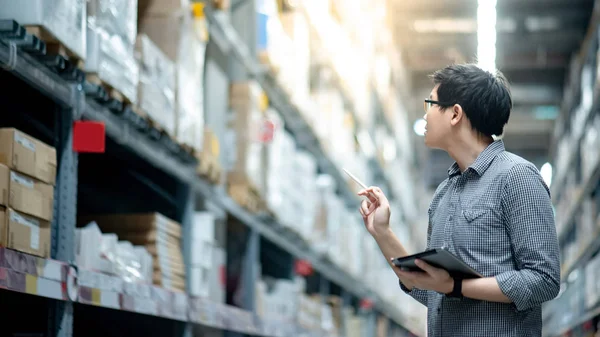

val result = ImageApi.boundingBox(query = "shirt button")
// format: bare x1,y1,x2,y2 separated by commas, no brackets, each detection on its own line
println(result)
448,215,453,221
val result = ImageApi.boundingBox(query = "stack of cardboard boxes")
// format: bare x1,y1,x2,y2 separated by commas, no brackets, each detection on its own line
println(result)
0,128,56,258
79,213,186,292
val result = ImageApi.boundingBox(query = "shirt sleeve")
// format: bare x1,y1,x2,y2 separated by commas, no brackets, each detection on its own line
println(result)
495,163,561,312
398,279,429,306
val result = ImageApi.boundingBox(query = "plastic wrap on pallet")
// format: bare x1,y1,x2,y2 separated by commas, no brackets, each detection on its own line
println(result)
0,0,86,60
175,14,206,151
137,2,207,150
87,0,137,49
85,18,139,104
136,34,177,135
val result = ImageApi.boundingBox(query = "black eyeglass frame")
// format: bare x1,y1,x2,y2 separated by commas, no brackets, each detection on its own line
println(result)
424,99,456,112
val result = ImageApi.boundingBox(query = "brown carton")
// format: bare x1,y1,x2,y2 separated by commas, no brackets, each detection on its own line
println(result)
0,164,54,221
0,128,57,185
5,208,51,258
78,213,182,238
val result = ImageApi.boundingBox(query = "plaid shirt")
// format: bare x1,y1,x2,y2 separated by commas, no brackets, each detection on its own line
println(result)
401,140,560,337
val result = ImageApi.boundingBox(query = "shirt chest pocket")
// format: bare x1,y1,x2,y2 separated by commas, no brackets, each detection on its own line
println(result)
454,206,507,256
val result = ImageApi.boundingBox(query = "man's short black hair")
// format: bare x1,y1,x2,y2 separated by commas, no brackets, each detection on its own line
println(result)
430,64,512,137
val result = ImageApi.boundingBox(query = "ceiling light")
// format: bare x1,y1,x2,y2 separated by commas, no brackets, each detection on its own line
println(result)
413,118,426,137
413,18,477,33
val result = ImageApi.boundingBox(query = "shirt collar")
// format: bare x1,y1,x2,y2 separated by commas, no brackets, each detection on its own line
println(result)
447,140,505,178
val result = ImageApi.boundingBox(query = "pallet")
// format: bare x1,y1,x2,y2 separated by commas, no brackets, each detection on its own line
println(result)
25,26,84,69
227,175,268,214
228,184,262,213
196,151,222,184
85,73,134,106
0,20,84,82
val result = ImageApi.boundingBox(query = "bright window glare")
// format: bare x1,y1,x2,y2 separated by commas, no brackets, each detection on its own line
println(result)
540,162,553,187
477,0,497,73
413,118,426,137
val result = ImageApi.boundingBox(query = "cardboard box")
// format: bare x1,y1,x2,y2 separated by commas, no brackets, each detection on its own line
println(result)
0,129,57,185
3,208,51,257
79,213,182,238
0,164,54,221
138,0,190,17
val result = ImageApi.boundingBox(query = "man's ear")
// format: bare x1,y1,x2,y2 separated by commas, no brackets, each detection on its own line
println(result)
450,104,464,126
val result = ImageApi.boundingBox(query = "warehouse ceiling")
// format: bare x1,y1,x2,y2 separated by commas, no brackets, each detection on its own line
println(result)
388,0,595,188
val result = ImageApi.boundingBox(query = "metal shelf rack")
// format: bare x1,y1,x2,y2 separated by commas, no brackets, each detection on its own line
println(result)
0,14,419,337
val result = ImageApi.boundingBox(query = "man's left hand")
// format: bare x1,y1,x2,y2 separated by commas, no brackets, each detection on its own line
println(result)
396,259,454,294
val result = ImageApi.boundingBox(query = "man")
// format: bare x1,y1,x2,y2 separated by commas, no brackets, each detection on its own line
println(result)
358,64,560,337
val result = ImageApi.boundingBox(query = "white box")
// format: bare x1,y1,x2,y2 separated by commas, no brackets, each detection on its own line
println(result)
0,0,87,60
192,212,215,243
190,241,213,269
75,222,102,271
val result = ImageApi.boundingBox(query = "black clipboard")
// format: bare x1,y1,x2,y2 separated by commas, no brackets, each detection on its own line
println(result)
391,248,483,279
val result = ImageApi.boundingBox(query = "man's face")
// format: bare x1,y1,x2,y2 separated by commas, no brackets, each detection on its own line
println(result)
423,85,452,149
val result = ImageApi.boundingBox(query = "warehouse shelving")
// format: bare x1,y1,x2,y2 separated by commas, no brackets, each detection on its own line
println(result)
543,1,600,336
0,36,76,109
0,10,419,337
203,6,399,207
82,66,413,334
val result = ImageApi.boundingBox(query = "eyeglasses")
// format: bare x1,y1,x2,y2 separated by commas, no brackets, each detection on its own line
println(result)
424,99,454,112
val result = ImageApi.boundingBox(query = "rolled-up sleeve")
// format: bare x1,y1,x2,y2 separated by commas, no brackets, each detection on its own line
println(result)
496,163,561,312
398,279,429,306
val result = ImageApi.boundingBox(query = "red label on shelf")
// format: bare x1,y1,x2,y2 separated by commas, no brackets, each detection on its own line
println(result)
73,121,106,153
294,260,313,276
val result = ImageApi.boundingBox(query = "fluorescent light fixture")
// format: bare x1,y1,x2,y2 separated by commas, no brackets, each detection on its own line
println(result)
540,162,553,187
413,18,477,33
477,0,497,73
413,118,427,137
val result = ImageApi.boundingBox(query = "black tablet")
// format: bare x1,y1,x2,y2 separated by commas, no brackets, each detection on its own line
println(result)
391,248,483,279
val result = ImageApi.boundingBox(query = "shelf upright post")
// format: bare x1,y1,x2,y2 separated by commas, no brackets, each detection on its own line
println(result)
47,95,79,337
176,182,195,337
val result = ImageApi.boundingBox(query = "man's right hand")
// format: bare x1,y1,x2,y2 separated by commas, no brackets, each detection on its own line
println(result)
358,186,391,237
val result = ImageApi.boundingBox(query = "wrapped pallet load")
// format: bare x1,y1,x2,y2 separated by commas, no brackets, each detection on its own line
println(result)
86,0,139,104
135,35,177,136
137,0,206,152
0,0,87,62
